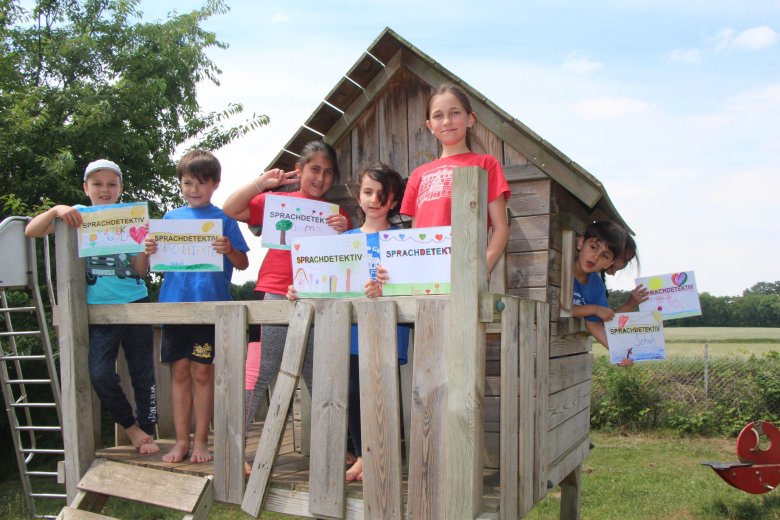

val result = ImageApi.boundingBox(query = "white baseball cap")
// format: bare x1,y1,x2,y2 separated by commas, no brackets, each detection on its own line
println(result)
84,159,122,181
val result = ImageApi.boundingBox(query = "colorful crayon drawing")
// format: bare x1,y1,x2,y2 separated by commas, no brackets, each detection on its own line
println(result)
261,194,340,250
636,271,702,320
148,219,223,272
378,226,452,296
291,233,370,298
605,311,666,364
76,202,149,257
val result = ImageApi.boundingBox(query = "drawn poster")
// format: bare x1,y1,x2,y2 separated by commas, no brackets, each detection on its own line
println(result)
291,233,371,298
378,226,452,296
261,194,340,250
77,202,148,257
148,219,223,272
605,311,666,364
636,271,702,320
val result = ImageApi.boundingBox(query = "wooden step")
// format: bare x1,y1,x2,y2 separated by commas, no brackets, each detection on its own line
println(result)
64,459,213,519
57,506,116,519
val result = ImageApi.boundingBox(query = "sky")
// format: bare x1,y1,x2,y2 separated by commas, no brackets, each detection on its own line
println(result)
137,0,780,297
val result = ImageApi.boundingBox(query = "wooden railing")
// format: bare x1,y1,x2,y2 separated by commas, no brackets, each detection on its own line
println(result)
55,167,553,519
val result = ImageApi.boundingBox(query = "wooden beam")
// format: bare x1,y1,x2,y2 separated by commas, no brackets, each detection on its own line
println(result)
559,466,582,520
447,166,488,518
308,300,351,519
54,221,95,502
408,299,449,518
518,300,537,517
559,230,576,318
499,296,519,520
213,303,247,504
533,303,550,503
241,302,314,517
356,300,403,519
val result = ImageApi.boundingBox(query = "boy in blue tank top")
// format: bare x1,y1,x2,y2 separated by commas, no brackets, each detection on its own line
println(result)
144,149,249,463
25,159,160,453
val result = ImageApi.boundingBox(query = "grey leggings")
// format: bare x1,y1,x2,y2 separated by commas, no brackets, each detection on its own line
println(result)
244,292,315,427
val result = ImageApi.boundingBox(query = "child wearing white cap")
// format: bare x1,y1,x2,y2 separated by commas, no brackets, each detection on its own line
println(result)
25,159,159,454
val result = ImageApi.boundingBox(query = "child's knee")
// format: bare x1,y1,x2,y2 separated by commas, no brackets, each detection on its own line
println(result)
190,363,213,385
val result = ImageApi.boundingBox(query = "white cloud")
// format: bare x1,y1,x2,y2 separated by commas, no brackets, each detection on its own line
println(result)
667,48,701,64
574,96,651,118
562,52,603,74
712,25,778,51
733,25,778,50
271,12,290,23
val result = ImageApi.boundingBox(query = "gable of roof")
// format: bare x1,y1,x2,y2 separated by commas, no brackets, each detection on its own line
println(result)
266,27,628,230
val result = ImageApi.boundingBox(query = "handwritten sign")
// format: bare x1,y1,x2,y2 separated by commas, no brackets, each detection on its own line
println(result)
637,271,701,320
605,311,666,364
77,202,148,257
291,233,371,298
148,219,223,272
379,226,452,296
261,194,340,250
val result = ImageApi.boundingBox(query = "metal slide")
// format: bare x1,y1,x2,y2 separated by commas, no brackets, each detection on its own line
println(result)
0,216,65,518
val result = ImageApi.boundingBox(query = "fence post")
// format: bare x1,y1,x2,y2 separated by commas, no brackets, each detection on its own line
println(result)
703,343,709,402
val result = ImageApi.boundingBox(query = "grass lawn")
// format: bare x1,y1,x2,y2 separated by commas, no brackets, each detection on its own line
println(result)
3,432,780,519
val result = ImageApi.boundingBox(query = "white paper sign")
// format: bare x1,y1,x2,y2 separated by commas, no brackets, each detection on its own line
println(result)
605,311,666,364
379,226,452,296
637,271,702,320
291,233,371,298
77,202,148,257
148,219,223,272
261,194,340,250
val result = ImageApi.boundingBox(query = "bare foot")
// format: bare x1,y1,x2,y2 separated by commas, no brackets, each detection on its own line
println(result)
162,441,189,463
346,457,363,482
125,424,152,449
244,461,252,477
139,438,160,455
190,441,213,463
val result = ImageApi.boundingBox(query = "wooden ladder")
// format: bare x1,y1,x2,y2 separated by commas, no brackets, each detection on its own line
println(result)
57,459,213,519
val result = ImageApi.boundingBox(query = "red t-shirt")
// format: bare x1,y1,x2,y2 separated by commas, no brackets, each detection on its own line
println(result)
248,191,352,295
400,152,510,227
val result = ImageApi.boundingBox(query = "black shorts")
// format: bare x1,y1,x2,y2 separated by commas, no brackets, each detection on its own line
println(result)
161,325,216,365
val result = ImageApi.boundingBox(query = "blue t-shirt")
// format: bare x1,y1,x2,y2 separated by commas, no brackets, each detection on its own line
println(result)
158,204,249,303
573,272,608,323
74,204,148,304
345,227,409,363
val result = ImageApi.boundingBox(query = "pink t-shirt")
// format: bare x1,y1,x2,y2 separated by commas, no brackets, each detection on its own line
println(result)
400,152,510,227
248,191,352,295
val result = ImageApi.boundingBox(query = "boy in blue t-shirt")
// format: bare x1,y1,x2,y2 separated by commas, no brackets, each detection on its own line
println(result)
572,221,626,352
25,159,159,453
144,149,249,463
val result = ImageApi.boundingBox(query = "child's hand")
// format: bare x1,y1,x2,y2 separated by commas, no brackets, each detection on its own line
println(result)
256,168,300,192
213,236,233,256
286,285,299,301
375,265,389,285
364,279,383,298
626,284,649,307
54,205,83,228
143,236,158,256
595,306,615,322
326,214,349,233
617,358,634,367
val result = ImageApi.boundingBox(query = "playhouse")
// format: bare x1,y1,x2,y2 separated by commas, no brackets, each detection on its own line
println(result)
5,28,632,519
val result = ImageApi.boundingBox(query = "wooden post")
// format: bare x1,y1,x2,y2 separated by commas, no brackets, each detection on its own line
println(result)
499,296,519,520
534,302,551,502
408,299,449,519
559,465,582,519
308,300,351,519
213,303,247,504
447,166,488,518
356,300,403,520
559,230,576,318
54,221,95,502
518,300,537,517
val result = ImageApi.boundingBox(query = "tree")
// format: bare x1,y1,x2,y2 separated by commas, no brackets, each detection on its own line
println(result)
0,0,268,219
276,219,293,245
744,281,780,296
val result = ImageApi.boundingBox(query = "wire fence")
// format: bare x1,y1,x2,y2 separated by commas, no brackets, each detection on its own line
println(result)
591,346,780,435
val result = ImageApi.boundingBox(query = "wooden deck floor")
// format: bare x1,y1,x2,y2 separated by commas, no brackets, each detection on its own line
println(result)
96,421,502,513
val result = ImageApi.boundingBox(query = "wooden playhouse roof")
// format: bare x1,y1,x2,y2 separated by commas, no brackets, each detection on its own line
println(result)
265,27,628,229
